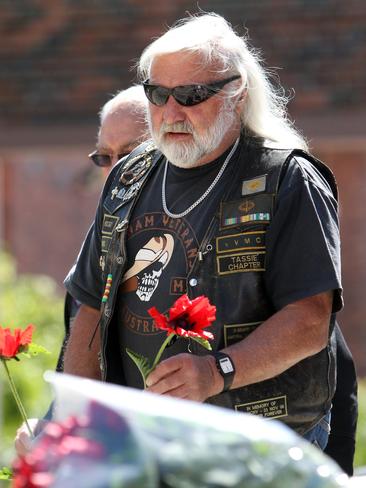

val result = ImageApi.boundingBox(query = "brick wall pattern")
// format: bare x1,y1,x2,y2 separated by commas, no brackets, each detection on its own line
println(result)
0,0,365,123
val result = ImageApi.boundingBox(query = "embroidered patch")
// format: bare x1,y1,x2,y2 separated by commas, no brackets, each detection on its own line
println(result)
119,143,156,186
170,277,187,295
217,251,265,275
220,194,273,229
117,189,126,199
120,152,152,186
216,231,266,254
101,235,112,253
235,396,288,420
116,181,141,201
102,215,119,236
222,213,270,227
242,175,267,195
223,322,261,347
99,255,106,271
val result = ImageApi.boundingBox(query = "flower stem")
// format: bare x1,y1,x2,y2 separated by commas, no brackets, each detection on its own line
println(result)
151,333,176,370
1,359,34,439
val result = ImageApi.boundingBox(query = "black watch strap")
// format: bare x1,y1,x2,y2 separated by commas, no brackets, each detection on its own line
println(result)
213,351,235,392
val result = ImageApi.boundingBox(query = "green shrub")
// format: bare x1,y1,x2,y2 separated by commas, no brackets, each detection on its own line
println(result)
355,379,366,468
0,251,64,465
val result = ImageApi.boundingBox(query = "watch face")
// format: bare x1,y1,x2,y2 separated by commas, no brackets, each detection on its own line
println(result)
219,357,234,374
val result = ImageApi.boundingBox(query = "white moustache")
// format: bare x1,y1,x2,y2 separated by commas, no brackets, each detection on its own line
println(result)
160,122,193,135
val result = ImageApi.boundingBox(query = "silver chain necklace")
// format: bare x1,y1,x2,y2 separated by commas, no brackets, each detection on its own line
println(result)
162,137,240,219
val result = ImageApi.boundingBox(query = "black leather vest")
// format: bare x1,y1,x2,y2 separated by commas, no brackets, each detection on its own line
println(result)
99,139,337,435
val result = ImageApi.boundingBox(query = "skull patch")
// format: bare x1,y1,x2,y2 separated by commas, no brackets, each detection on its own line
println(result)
121,234,174,302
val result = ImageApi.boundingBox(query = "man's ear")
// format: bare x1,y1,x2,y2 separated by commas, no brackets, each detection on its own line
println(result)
235,90,247,115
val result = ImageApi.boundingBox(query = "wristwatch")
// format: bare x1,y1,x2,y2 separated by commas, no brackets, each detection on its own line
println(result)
213,351,235,392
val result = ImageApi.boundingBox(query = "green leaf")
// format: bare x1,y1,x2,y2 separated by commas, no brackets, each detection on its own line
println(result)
191,336,212,351
21,342,50,358
0,466,12,480
125,349,152,388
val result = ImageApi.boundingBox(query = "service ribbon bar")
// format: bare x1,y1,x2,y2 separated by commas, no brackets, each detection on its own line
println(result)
224,212,270,227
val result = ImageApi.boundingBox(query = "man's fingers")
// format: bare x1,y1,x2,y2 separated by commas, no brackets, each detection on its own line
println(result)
146,355,185,387
160,384,189,399
14,418,44,456
147,369,185,394
14,429,33,456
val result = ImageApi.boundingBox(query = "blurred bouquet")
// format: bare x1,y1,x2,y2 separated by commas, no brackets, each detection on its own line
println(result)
11,372,349,488
12,401,153,488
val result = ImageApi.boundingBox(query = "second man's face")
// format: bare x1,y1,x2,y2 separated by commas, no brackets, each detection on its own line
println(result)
97,107,146,178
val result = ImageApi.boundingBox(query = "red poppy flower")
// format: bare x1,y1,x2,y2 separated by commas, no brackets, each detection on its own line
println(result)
0,324,34,359
148,294,216,340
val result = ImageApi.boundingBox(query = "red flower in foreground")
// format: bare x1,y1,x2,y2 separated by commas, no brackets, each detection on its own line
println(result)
148,294,216,340
0,324,34,359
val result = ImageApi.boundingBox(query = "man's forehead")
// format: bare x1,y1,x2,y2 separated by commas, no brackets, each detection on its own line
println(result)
102,107,144,129
107,103,138,118
149,52,221,84
97,112,145,152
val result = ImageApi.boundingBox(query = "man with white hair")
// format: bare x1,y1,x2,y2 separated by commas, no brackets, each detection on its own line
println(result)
63,13,356,465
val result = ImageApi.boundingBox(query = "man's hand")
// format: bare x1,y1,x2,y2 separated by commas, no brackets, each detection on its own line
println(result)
14,418,47,457
146,353,223,401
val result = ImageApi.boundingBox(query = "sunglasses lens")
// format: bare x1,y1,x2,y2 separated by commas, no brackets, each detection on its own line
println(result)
89,153,112,167
175,85,212,106
144,85,169,106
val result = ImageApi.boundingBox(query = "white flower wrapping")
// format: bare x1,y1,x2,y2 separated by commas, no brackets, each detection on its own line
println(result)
27,371,349,488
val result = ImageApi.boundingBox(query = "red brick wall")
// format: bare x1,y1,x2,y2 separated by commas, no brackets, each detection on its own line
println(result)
1,144,100,285
315,138,366,376
1,1,365,123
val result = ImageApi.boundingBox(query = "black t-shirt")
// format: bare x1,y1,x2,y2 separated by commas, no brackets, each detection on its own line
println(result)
117,145,239,388
264,154,342,312
64,140,342,385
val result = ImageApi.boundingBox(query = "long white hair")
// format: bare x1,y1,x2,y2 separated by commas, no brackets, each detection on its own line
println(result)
138,13,308,151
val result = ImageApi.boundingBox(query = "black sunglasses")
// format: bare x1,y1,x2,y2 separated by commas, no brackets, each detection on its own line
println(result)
143,74,241,107
88,151,127,168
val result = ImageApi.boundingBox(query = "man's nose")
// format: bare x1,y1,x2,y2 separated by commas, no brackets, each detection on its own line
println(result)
162,95,186,124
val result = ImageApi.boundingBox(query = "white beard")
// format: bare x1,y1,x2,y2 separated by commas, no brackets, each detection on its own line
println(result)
148,99,236,168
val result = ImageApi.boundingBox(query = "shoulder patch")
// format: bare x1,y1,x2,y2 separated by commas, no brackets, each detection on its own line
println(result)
242,175,267,195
